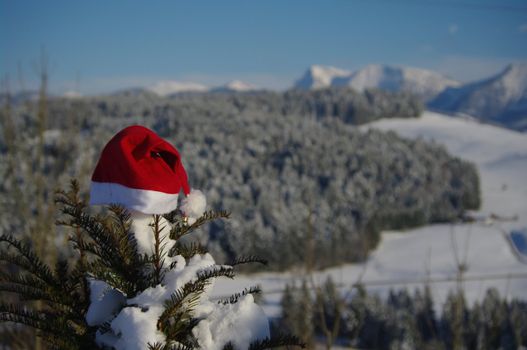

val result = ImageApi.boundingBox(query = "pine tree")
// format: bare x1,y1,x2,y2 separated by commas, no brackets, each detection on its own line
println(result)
278,281,314,349
480,288,506,349
297,280,315,349
414,286,438,345
509,300,527,348
0,180,305,350
279,284,296,334
314,277,344,350
441,290,468,350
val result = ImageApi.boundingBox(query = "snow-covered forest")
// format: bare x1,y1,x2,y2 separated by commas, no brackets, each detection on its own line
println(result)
0,88,479,270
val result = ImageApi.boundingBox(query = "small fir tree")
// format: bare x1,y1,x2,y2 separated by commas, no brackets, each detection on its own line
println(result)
0,180,304,350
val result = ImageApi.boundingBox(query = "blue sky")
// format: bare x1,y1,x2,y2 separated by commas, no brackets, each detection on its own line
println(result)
1,0,527,94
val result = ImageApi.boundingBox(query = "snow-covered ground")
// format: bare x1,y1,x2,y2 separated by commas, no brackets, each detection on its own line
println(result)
366,111,527,226
211,111,527,317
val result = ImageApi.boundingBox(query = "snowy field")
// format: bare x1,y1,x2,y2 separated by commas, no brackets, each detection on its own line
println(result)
211,111,527,317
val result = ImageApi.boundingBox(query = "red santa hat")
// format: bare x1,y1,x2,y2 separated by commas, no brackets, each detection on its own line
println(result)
90,125,203,215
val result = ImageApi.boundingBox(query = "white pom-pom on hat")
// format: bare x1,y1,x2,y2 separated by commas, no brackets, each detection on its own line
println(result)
181,189,207,225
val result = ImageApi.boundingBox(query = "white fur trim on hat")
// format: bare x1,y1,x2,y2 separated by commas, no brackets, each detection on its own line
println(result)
90,181,179,215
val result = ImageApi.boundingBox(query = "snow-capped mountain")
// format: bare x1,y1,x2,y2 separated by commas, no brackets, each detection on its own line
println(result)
294,64,459,101
147,80,258,96
294,65,351,90
429,63,527,131
147,80,208,96
211,80,258,93
342,65,460,101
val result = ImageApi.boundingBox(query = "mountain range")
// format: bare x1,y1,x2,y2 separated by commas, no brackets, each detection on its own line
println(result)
113,80,260,97
294,63,527,131
3,62,526,131
129,62,526,131
295,64,460,102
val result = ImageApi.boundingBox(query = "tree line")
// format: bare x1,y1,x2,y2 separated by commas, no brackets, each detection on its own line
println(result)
279,278,527,349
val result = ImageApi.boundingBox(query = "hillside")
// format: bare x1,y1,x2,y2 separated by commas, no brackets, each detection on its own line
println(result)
212,111,527,315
